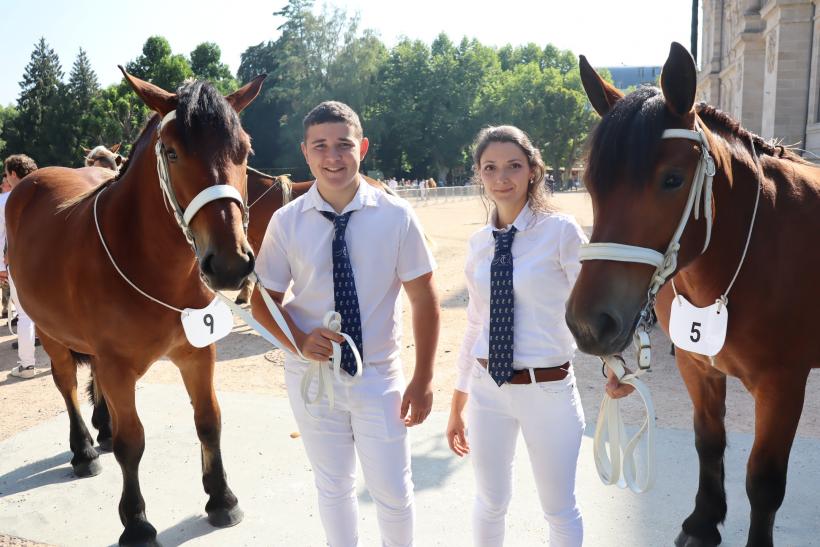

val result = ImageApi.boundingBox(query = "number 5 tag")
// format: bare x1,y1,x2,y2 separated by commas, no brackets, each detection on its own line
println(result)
181,297,234,348
669,295,728,356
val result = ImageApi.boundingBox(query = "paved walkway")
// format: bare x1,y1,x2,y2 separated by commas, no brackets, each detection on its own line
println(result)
1,384,817,546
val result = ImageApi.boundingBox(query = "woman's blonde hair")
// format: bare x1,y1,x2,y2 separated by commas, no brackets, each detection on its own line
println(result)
471,125,552,215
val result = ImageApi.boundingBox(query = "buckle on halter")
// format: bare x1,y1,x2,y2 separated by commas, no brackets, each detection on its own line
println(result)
704,155,716,177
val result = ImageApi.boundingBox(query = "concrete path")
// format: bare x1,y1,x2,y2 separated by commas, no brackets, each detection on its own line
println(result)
0,384,817,546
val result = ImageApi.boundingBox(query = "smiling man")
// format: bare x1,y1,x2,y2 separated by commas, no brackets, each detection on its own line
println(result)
251,101,440,547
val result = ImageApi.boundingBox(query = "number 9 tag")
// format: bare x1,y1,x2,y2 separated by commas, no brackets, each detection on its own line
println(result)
181,296,234,348
669,295,728,356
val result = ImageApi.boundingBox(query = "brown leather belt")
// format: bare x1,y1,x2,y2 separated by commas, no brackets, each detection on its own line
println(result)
476,359,570,384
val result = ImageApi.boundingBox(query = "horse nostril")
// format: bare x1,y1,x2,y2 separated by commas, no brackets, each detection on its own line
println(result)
200,252,215,277
595,310,623,346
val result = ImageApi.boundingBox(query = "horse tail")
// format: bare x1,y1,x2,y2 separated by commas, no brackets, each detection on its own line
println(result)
277,175,293,205
71,350,98,404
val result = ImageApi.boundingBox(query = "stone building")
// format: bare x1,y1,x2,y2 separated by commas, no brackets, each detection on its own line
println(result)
699,0,820,159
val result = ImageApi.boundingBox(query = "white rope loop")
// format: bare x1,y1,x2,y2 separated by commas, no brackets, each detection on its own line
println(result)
594,355,656,493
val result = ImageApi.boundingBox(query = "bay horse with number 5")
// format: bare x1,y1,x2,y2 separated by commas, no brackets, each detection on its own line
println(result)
5,68,265,546
565,43,820,546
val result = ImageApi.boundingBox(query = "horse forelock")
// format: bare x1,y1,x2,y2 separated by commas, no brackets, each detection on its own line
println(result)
584,86,669,195
175,81,251,165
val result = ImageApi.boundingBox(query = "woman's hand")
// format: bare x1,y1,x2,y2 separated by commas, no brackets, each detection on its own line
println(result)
605,366,636,399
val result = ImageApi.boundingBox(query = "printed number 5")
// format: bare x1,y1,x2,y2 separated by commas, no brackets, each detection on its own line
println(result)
690,322,701,343
203,313,214,335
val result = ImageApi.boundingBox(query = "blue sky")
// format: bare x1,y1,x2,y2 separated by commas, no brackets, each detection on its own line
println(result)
0,0,695,105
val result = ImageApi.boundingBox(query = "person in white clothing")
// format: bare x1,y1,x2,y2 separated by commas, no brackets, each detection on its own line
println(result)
446,126,587,546
2,154,39,379
251,101,440,547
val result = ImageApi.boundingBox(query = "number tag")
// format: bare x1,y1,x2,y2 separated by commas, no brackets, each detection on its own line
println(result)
669,295,728,356
180,297,234,348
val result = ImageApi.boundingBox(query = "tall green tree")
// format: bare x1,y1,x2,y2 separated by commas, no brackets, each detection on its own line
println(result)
6,38,65,165
126,36,193,91
65,48,102,164
190,42,237,94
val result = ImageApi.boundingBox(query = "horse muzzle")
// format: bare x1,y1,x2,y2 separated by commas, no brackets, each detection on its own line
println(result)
199,244,255,291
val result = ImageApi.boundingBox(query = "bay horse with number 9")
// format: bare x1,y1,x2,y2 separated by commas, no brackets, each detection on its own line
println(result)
565,43,820,546
5,68,265,546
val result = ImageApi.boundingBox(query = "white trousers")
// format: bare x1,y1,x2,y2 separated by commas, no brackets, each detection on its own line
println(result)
468,362,585,547
8,272,35,368
285,360,414,547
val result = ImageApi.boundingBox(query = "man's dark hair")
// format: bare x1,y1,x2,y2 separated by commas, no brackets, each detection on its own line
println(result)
303,101,363,139
4,154,38,179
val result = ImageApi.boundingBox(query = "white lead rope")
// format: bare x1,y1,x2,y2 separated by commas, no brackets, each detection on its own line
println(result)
594,356,656,493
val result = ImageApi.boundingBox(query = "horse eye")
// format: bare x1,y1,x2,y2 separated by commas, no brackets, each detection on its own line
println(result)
166,150,178,161
662,173,684,189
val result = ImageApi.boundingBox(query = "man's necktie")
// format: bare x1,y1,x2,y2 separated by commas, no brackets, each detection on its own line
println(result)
320,210,363,375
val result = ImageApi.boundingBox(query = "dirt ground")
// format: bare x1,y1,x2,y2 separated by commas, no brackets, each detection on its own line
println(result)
2,190,820,443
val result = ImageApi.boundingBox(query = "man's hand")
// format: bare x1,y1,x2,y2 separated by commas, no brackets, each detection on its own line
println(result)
400,377,433,427
605,366,636,399
297,328,345,362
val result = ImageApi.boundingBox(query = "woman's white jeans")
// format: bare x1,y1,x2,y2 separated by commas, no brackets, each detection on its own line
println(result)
285,360,414,547
468,362,585,547
8,272,35,368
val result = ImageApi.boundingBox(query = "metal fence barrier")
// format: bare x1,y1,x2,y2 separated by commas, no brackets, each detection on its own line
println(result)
394,185,482,205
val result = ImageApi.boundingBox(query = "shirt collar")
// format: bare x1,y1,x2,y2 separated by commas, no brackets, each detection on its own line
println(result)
300,175,380,214
482,201,536,234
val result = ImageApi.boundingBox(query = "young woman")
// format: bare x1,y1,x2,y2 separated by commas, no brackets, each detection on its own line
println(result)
446,125,587,546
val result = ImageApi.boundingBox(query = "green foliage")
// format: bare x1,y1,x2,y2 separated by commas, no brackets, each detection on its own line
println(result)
0,10,599,183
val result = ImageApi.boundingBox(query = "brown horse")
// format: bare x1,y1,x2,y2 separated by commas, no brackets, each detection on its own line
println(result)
565,43,820,547
6,69,265,546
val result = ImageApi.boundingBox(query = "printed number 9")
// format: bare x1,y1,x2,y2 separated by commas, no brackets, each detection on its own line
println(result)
204,313,214,335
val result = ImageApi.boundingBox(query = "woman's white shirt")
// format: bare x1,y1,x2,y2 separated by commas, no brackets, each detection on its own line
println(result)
455,203,588,393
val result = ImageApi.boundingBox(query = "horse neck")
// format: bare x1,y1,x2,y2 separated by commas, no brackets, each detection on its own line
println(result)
674,134,768,304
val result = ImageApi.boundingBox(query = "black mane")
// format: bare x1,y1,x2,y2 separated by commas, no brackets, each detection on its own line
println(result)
175,80,250,162
584,86,808,194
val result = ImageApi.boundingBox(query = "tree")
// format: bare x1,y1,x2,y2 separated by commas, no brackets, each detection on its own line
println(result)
126,36,192,91
6,38,65,165
65,48,102,164
190,42,237,94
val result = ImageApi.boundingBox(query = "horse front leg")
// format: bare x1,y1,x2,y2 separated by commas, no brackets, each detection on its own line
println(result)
234,277,254,305
745,370,808,547
96,365,158,547
39,333,102,477
169,344,243,528
675,353,728,547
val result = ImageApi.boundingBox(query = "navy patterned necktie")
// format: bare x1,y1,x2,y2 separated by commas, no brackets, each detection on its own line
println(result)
489,226,518,386
320,210,362,375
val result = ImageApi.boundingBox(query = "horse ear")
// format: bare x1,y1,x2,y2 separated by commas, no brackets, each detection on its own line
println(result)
579,55,624,117
225,74,267,114
115,155,123,166
82,146,91,155
110,143,121,154
660,42,697,117
118,66,177,115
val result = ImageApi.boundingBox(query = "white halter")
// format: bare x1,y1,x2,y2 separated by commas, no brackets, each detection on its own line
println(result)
155,110,249,250
578,123,716,494
579,123,716,299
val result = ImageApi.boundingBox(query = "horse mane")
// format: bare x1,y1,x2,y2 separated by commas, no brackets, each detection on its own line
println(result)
176,80,250,163
694,103,809,164
584,86,811,195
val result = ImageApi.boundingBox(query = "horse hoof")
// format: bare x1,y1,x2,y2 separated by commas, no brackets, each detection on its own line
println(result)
207,504,244,528
73,457,103,478
119,519,160,547
675,530,720,547
98,438,114,452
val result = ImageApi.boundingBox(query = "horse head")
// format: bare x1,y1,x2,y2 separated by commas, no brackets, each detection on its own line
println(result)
120,67,266,291
565,42,714,356
83,144,124,171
